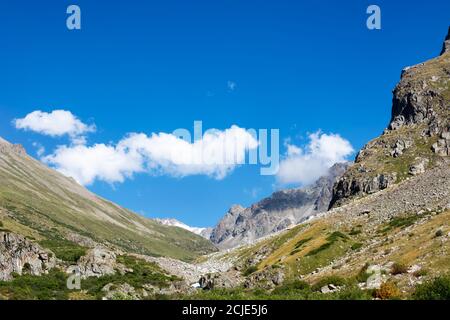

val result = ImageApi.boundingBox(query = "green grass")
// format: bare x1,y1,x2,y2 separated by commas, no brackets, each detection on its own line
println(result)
176,280,372,300
0,269,70,300
39,238,86,263
306,231,348,257
379,214,422,233
294,237,313,249
413,275,450,300
0,150,217,262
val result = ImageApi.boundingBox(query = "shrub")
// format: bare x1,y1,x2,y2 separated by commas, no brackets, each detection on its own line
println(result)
0,269,69,300
391,263,408,275
294,237,313,249
327,231,348,242
355,263,372,283
312,276,347,291
242,266,258,276
413,269,428,278
374,281,401,300
39,238,86,263
413,275,450,300
435,229,444,237
272,280,311,296
335,285,372,300
22,263,32,274
351,243,363,251
306,242,332,256
349,228,362,236
81,255,177,299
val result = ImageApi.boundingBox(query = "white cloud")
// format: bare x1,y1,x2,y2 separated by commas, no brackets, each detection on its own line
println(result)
14,110,95,143
276,132,353,186
32,142,46,157
43,125,258,185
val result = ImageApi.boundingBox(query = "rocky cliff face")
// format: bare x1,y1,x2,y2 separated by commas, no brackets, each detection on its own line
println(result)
0,232,56,281
329,28,450,209
210,163,349,249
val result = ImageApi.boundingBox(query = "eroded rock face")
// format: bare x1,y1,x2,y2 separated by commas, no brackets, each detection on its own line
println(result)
210,163,349,249
440,26,450,55
330,29,450,209
329,173,397,209
0,232,56,280
76,247,118,279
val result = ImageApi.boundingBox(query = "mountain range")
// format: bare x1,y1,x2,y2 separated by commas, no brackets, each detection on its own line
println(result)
0,27,449,300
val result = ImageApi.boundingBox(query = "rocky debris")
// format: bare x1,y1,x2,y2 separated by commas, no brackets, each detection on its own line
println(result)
65,232,98,249
102,283,141,300
321,284,340,294
136,250,237,285
391,139,412,157
75,247,120,279
432,132,450,156
409,157,430,176
440,26,450,55
244,268,285,290
210,163,349,249
0,140,27,156
0,232,56,280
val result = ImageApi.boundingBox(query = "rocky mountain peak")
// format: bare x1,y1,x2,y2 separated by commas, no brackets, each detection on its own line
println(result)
441,26,450,55
330,28,450,209
210,163,349,249
0,136,26,156
228,205,245,215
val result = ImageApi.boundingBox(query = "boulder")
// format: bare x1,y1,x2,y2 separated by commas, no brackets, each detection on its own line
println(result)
76,246,117,279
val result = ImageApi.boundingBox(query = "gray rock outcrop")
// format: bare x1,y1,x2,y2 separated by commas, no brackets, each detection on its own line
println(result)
0,232,56,280
76,247,118,279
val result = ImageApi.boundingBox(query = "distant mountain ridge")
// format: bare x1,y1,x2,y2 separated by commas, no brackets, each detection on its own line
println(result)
154,218,213,239
209,163,350,249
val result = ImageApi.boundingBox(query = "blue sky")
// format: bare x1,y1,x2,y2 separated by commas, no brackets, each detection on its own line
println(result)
0,1,449,227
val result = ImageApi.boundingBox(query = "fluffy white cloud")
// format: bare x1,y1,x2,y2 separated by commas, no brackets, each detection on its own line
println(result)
43,125,259,185
276,132,353,186
14,110,95,143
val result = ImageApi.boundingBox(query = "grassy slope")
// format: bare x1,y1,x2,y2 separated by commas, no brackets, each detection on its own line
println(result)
222,207,449,297
0,144,216,262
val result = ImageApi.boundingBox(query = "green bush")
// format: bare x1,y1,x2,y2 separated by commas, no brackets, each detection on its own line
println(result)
435,230,444,237
334,285,371,300
351,243,363,251
391,263,408,275
39,238,86,263
312,276,347,291
327,231,349,242
349,228,362,236
0,269,69,300
355,263,372,283
272,280,311,296
294,237,313,249
82,255,178,299
242,266,258,276
413,275,450,300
